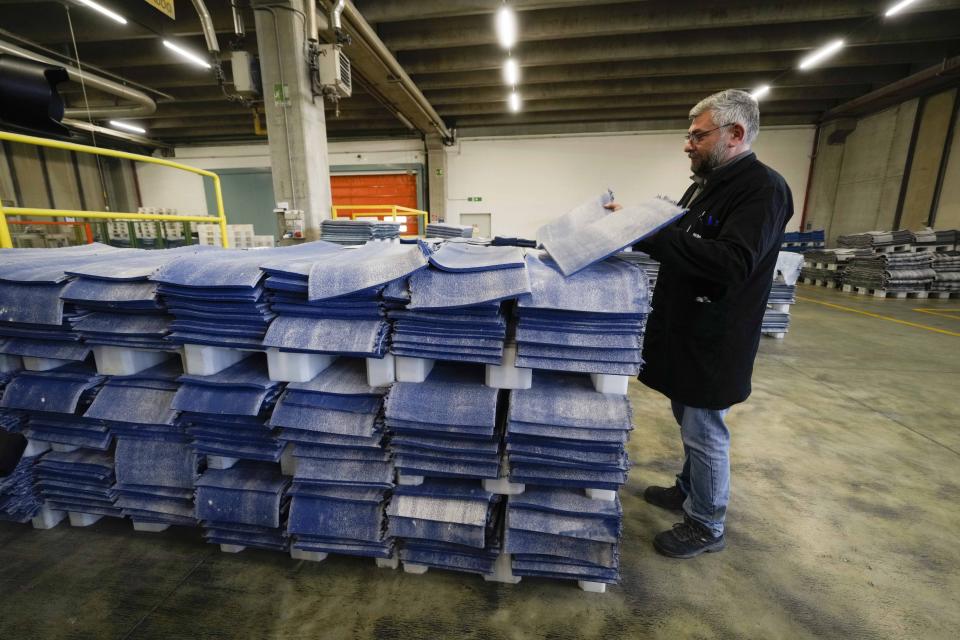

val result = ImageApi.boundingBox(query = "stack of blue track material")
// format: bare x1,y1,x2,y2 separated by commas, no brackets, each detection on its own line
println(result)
173,357,284,462
83,361,197,526
505,488,622,584
61,246,210,351
386,364,501,481
273,359,395,559
0,244,121,363
0,363,108,450
319,219,401,245
0,433,43,523
390,244,530,365
262,242,426,357
195,461,290,551
387,479,502,576
34,449,122,518
515,252,649,376
152,244,328,349
505,373,632,491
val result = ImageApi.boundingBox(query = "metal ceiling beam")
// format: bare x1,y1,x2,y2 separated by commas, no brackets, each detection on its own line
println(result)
454,114,818,139
437,94,849,117
378,0,960,52
411,43,959,90
396,13,960,74
424,67,907,105
353,0,640,23
449,105,831,128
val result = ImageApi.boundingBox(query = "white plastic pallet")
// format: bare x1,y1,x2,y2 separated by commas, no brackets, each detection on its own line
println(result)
763,332,787,340
0,354,22,372
586,489,617,502
31,507,66,530
289,548,400,569
182,344,255,376
483,455,525,496
843,285,926,299
23,439,51,457
68,512,102,527
219,544,246,553
280,444,298,477
206,455,239,470
767,303,792,313
485,344,532,390
590,373,629,395
93,345,178,376
396,473,425,486
132,522,170,533
401,562,430,575
266,350,396,386
578,580,607,593
22,356,73,372
928,291,960,299
482,553,522,584
395,356,434,383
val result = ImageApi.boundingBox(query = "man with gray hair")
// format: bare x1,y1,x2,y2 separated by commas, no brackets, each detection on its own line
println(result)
609,89,793,558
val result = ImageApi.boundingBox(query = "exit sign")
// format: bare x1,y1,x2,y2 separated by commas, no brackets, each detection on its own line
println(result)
467,196,483,202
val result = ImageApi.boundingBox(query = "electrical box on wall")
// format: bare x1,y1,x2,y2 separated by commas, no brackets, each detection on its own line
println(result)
316,44,352,98
231,51,261,97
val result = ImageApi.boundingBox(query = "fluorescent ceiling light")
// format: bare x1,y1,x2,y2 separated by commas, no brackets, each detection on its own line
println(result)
75,0,127,25
885,0,923,17
798,39,844,70
508,91,521,112
496,6,518,49
503,58,520,85
109,120,146,134
163,40,211,69
750,85,771,100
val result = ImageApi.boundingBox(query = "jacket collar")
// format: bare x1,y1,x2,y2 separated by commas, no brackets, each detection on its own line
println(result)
688,151,757,204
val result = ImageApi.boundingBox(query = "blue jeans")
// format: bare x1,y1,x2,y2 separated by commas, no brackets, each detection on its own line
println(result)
671,400,730,537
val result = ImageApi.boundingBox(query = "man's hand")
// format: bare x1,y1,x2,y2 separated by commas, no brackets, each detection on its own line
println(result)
604,202,623,212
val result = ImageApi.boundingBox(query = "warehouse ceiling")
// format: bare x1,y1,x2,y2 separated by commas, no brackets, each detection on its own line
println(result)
1,0,959,144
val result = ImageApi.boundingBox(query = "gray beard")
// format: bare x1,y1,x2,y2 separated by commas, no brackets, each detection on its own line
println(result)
693,144,728,177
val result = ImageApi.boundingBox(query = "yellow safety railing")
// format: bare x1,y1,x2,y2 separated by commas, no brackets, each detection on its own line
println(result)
0,130,229,248
332,204,428,237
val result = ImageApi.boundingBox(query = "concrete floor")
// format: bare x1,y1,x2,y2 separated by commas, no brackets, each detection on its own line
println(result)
1,284,958,640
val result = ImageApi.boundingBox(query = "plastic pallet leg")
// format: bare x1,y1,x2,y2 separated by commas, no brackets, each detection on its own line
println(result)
220,544,246,553
403,562,429,575
577,581,606,594
31,507,66,530
133,522,170,533
586,489,617,502
483,553,521,584
291,548,328,562
366,355,396,387
375,554,400,570
68,512,102,527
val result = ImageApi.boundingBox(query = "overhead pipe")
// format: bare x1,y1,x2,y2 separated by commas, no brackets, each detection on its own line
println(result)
231,0,246,37
0,38,156,118
338,0,452,141
189,0,221,54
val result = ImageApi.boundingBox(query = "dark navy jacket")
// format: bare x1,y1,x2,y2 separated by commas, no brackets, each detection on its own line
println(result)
636,152,793,409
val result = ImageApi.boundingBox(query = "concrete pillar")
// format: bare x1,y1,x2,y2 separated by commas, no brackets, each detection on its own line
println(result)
253,0,332,240
425,134,447,222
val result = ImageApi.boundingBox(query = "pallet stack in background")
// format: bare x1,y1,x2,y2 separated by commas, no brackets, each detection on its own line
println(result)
762,252,803,340
0,224,654,594
781,229,825,253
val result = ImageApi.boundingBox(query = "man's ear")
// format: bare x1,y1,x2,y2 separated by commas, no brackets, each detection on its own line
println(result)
729,123,746,146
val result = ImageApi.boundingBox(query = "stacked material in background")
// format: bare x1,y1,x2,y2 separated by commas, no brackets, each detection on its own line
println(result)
320,219,401,245
912,228,958,250
0,433,43,523
387,480,502,576
391,244,529,365
781,229,825,253
386,365,501,482
843,252,935,292
195,462,290,551
1,363,108,451
506,488,621,584
275,360,395,559
800,248,871,287
263,243,425,358
426,223,474,239
174,358,284,463
763,251,803,337
515,252,648,376
505,373,631,491
83,361,197,527
0,244,120,365
931,252,960,293
837,230,913,249
0,371,25,434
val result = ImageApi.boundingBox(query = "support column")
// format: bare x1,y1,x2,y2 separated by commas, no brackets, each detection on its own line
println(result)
425,134,447,223
253,0,331,240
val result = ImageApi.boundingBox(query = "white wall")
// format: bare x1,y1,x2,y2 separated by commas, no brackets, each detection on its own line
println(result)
137,129,813,235
136,139,425,214
444,126,815,239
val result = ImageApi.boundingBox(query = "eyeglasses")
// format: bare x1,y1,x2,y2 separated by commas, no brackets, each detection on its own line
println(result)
683,123,734,144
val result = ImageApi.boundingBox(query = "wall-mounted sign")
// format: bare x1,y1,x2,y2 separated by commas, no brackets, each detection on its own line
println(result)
145,0,176,19
467,196,483,202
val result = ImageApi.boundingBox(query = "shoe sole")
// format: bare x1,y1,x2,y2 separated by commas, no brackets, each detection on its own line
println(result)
652,538,726,559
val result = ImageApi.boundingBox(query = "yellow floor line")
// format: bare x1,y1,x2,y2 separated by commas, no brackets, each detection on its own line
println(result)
912,308,960,320
795,295,960,337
